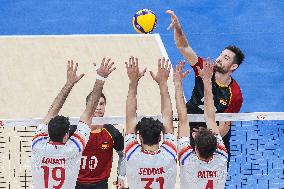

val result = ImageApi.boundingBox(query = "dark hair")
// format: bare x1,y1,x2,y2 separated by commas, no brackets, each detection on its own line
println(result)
225,45,245,66
48,115,70,142
136,117,164,146
86,92,106,105
69,124,77,137
194,127,217,159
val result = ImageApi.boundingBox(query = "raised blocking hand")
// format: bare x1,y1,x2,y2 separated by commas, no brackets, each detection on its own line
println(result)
150,57,171,85
125,56,146,84
66,60,85,85
197,58,214,82
173,60,190,84
95,58,116,79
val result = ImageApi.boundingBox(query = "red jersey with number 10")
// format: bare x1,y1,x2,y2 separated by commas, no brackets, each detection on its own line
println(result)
77,124,124,183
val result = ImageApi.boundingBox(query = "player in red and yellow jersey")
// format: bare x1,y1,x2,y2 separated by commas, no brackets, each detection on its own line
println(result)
74,92,125,189
166,10,245,159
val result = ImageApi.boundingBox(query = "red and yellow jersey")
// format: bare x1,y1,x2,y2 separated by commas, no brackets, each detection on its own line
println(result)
187,57,243,152
187,57,243,114
77,124,124,183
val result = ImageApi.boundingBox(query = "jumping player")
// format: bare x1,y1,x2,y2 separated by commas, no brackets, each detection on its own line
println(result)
31,58,116,189
74,92,125,189
124,57,177,189
166,10,245,157
173,60,228,189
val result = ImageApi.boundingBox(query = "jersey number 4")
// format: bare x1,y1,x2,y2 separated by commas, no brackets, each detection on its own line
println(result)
141,177,164,189
41,166,65,189
205,180,214,189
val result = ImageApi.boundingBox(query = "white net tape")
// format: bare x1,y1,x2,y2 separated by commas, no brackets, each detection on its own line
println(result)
1,112,284,127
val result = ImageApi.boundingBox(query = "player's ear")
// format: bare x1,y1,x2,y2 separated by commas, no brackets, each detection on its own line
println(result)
230,63,238,72
63,132,69,143
139,135,143,143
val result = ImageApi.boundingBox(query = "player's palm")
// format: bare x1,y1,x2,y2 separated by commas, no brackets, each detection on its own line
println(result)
166,10,181,30
173,60,190,83
150,57,171,84
197,58,214,81
126,56,146,83
66,60,85,85
96,58,116,78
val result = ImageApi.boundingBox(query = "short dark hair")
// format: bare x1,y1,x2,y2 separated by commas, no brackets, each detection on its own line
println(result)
48,115,70,142
86,92,106,105
225,45,245,66
194,127,217,159
69,124,77,137
136,117,164,146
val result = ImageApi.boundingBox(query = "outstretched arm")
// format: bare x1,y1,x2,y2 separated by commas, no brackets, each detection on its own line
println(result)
219,121,232,137
42,60,84,125
80,58,116,125
173,61,190,138
166,10,198,66
150,58,173,134
197,59,220,135
125,57,146,134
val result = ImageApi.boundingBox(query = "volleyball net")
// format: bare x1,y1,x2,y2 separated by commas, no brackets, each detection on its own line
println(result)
0,112,283,189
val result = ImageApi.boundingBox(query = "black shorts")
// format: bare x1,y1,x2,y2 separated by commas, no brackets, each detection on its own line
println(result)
75,180,108,189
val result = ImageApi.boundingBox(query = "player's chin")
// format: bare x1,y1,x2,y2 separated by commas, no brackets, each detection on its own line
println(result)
94,113,104,117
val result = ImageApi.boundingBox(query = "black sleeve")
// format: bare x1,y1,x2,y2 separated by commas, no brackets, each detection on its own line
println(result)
69,124,77,137
104,124,124,151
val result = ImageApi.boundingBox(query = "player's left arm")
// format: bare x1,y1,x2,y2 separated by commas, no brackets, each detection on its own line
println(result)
125,57,146,134
42,60,84,125
116,150,126,188
150,57,173,134
218,121,232,137
109,126,126,180
219,93,243,137
173,61,190,138
197,59,220,135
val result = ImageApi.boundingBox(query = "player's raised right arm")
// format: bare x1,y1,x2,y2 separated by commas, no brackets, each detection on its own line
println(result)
42,60,85,125
173,61,190,138
80,58,116,125
197,59,220,135
125,57,146,134
166,10,198,66
150,58,173,134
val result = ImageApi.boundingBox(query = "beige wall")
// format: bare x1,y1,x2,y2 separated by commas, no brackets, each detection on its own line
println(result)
0,34,176,120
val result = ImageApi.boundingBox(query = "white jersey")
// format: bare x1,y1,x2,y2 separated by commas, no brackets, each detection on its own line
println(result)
178,135,228,189
125,133,177,189
31,121,90,189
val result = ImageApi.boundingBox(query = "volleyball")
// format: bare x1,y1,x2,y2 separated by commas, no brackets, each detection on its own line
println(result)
132,9,157,34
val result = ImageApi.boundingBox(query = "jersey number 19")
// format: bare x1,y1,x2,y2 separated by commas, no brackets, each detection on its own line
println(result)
41,166,65,189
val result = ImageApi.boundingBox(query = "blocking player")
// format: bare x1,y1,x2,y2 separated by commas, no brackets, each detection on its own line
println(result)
124,57,177,189
74,92,125,189
166,10,244,157
31,58,116,189
174,60,228,189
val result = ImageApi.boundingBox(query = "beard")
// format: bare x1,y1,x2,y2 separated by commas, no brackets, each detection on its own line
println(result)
214,64,229,74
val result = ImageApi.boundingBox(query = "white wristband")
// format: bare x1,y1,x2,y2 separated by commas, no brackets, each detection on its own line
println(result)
117,175,126,180
96,74,106,81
